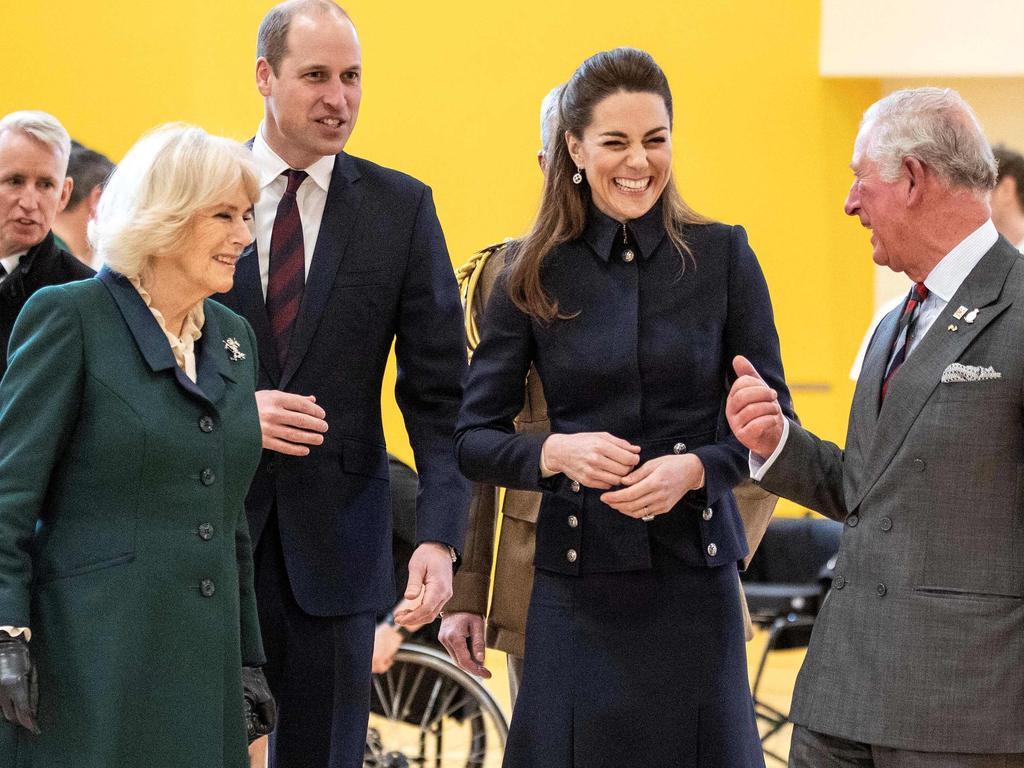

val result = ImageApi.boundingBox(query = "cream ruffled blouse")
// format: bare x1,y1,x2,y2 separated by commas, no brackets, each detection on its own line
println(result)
129,276,205,383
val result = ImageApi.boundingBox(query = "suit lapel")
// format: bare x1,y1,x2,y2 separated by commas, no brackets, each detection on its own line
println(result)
233,242,280,385
279,153,363,389
850,239,1020,510
851,307,899,452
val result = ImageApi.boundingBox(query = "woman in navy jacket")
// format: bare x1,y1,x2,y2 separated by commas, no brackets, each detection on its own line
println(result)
455,48,792,767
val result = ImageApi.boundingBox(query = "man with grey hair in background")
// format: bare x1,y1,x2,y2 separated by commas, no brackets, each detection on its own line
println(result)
727,87,1024,766
0,111,94,379
53,139,115,267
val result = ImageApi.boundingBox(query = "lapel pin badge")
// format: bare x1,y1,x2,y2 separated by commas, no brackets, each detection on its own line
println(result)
964,308,979,324
953,306,968,320
947,324,958,332
224,337,246,361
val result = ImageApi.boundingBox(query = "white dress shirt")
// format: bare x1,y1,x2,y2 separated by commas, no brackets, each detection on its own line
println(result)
251,125,336,297
0,251,25,279
752,219,999,481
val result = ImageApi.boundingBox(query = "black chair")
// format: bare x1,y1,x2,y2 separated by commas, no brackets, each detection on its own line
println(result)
741,516,842,764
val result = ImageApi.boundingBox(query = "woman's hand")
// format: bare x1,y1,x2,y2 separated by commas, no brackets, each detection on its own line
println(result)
541,432,641,489
600,454,704,519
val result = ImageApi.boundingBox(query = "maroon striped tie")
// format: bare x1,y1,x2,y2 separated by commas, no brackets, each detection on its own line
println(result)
880,281,929,401
267,169,308,367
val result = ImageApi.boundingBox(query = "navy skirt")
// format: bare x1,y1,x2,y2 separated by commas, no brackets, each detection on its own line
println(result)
503,556,764,768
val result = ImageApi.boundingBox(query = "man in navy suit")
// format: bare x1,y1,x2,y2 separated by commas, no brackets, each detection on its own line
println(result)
218,2,469,766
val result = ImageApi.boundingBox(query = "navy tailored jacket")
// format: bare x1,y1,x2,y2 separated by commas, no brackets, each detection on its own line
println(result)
455,204,793,574
218,152,469,616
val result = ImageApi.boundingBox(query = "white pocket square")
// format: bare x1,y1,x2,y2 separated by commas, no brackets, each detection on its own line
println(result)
941,363,1002,383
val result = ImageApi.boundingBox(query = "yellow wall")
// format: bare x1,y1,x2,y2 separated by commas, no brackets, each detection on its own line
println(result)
5,1,880,509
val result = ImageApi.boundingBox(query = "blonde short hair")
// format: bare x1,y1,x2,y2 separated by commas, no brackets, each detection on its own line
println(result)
0,110,71,176
92,124,259,278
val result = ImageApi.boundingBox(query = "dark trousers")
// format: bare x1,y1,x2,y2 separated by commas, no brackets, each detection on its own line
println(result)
255,512,376,768
790,726,1024,768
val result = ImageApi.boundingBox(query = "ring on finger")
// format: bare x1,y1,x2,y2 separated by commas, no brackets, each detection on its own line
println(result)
641,505,655,522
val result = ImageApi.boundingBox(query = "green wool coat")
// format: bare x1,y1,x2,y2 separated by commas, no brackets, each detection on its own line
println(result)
0,270,265,768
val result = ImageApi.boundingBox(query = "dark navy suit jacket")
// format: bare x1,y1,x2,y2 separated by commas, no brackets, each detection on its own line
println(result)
218,151,469,617
456,205,793,574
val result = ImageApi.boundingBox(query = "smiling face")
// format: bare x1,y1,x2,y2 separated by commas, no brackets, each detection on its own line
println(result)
166,182,255,301
845,129,913,275
257,12,362,169
0,130,72,258
566,90,672,222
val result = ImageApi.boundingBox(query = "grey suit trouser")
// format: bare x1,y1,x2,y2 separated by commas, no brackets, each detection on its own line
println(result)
790,726,1024,768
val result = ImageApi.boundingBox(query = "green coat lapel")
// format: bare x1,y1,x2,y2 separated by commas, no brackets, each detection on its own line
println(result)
98,267,233,408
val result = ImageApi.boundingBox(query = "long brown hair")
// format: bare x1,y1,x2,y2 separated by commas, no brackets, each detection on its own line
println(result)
507,47,707,323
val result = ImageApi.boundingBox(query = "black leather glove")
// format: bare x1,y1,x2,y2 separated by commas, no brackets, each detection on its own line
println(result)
241,666,276,744
0,633,39,734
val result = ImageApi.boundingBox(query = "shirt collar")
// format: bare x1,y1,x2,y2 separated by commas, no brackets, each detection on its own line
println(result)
0,251,25,275
253,122,335,193
582,200,667,262
923,219,998,303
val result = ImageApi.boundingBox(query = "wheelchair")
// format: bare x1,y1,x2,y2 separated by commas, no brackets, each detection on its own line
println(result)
364,457,509,767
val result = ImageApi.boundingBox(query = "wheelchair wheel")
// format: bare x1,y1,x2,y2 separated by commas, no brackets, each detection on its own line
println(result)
365,643,509,767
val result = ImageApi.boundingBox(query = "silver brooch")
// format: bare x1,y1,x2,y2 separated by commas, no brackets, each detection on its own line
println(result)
224,337,246,361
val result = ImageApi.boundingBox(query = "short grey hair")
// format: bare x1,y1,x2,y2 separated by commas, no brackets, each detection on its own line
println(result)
91,124,259,279
539,84,565,152
0,110,71,176
257,0,351,75
858,87,997,191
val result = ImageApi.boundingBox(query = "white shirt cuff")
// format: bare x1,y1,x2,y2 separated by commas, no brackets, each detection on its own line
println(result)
749,418,791,482
0,626,30,641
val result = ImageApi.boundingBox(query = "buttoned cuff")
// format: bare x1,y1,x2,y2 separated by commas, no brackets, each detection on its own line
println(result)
0,626,31,641
749,418,790,482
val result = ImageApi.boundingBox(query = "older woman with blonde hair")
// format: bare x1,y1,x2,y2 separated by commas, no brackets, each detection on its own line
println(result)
0,123,274,768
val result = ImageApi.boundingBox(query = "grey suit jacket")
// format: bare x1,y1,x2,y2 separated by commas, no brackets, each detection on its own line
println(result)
760,237,1024,753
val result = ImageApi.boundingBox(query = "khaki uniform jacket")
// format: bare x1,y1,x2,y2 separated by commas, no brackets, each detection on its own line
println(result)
448,245,780,655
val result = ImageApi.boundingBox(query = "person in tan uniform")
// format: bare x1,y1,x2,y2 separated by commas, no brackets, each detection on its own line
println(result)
438,85,562,702
439,85,783,705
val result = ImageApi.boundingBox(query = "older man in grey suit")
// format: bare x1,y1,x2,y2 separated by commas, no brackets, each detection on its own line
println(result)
728,87,1024,767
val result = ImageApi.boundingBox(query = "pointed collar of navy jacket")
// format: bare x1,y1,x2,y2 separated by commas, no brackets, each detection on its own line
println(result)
582,199,666,262
97,266,234,406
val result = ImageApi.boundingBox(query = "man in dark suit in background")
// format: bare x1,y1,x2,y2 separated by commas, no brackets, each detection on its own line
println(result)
217,2,469,766
728,87,1024,766
0,110,94,380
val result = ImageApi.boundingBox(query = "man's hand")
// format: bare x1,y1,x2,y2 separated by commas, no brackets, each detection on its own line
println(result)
726,355,785,458
541,432,641,489
255,390,328,456
601,454,704,519
438,613,490,678
0,634,39,734
393,543,453,628
241,666,276,744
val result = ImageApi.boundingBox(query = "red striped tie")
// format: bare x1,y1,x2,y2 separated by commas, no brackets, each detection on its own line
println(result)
267,169,308,367
881,281,929,401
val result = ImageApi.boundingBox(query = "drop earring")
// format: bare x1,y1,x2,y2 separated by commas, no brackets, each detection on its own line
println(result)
572,167,583,185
